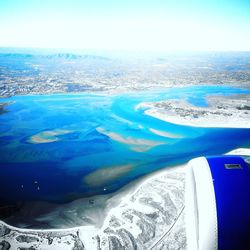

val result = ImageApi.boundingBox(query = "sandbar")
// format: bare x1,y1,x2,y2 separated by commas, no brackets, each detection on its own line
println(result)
28,129,74,144
96,127,164,152
140,94,250,128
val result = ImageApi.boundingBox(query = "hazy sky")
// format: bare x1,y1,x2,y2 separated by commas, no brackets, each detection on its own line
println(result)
0,0,249,51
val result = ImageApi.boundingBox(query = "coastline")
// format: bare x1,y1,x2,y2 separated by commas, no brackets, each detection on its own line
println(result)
1,147,249,249
1,87,250,249
140,94,250,128
0,165,186,249
145,109,250,128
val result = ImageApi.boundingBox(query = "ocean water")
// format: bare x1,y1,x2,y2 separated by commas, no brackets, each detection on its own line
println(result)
0,85,250,204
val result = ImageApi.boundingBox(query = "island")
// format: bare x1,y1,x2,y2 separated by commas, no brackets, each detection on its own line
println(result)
138,94,250,128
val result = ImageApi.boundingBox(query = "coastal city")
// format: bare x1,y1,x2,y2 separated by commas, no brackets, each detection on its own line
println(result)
1,0,250,248
0,52,250,97
0,50,250,250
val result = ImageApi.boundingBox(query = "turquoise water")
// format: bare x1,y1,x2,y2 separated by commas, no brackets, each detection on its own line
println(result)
0,85,250,204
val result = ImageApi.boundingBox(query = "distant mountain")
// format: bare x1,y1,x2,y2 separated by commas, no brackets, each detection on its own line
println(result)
0,53,34,58
0,52,110,61
44,53,110,61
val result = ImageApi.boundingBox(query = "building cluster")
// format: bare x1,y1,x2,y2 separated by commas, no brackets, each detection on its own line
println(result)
0,53,249,97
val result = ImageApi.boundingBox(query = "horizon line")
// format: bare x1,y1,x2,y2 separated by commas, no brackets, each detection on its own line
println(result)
0,46,250,54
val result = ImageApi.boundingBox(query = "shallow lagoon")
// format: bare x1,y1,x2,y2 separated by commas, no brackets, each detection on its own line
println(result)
0,85,250,204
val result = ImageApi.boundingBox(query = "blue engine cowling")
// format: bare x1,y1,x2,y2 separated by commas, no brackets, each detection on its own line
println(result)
185,155,250,250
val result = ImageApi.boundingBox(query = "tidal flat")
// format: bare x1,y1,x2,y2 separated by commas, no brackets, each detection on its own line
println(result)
0,85,250,249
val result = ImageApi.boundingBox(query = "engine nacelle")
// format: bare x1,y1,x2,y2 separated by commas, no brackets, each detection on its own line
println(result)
185,155,250,250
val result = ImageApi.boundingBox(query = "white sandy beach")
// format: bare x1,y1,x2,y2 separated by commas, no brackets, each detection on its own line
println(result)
1,91,250,249
0,164,186,249
145,109,250,128
1,147,249,249
139,94,250,128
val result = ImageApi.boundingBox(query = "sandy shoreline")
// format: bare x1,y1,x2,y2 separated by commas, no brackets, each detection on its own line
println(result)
145,109,250,128
1,90,250,248
0,164,186,249
1,147,250,249
139,94,250,128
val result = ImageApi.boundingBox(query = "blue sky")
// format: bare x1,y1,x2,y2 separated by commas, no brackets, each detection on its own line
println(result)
0,0,249,51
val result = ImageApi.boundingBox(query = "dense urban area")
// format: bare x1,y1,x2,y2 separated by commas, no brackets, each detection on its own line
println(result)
0,51,250,97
